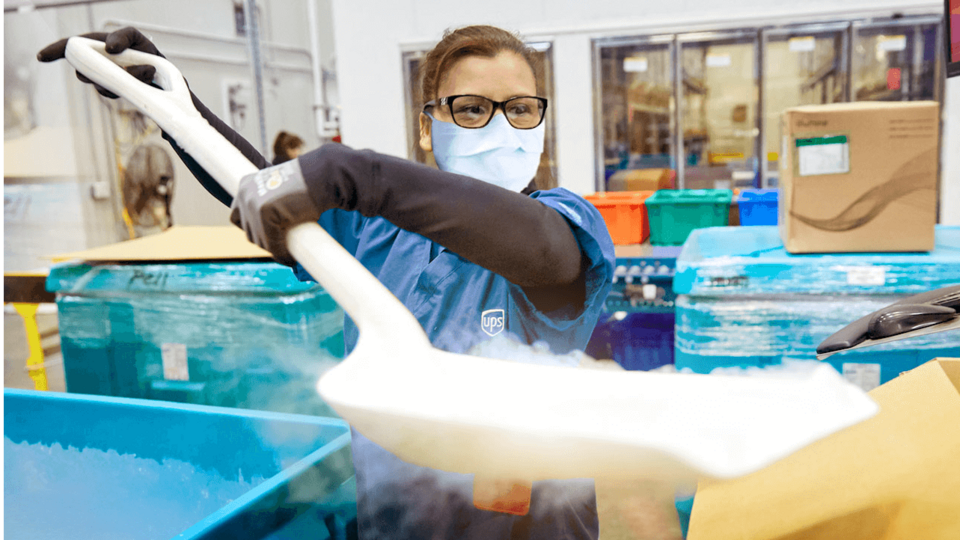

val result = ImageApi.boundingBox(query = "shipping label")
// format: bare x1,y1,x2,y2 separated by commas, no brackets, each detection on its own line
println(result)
795,134,849,176
162,343,189,381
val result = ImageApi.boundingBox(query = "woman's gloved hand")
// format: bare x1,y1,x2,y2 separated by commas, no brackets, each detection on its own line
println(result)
37,26,164,98
230,160,323,267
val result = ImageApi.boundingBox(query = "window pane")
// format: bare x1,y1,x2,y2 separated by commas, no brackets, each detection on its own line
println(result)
681,37,758,190
853,22,941,102
597,41,674,192
763,28,847,184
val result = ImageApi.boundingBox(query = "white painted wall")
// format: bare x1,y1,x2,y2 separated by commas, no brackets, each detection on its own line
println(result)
330,0,956,214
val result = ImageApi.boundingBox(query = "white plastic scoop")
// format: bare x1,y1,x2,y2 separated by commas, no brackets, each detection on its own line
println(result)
64,37,878,485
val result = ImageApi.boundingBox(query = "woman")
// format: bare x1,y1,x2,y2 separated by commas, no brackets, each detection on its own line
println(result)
40,24,614,539
271,130,304,164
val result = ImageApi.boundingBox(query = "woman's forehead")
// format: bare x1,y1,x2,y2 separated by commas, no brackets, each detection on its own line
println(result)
437,52,536,100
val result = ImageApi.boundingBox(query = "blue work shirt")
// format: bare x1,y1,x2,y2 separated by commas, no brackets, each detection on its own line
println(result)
296,187,615,540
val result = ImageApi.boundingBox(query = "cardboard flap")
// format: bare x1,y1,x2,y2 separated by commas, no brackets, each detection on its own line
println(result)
689,358,960,540
49,226,272,262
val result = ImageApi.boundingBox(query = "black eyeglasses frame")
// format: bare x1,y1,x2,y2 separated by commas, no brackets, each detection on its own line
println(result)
423,94,548,129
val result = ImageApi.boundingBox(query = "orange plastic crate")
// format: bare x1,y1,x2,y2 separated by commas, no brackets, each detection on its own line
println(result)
584,191,653,245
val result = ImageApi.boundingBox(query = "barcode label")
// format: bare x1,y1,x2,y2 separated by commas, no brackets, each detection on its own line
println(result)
843,363,881,391
796,135,849,176
162,343,189,381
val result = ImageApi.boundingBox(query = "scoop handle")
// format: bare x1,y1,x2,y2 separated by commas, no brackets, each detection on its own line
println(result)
63,36,429,346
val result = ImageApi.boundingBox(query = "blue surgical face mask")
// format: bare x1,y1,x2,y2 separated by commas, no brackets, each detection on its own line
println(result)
427,112,544,192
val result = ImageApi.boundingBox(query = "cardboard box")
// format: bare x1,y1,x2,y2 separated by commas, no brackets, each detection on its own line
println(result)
688,357,960,540
779,101,939,253
50,225,271,262
608,168,674,192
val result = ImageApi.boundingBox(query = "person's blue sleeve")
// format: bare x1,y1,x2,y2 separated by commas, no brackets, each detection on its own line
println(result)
511,188,615,352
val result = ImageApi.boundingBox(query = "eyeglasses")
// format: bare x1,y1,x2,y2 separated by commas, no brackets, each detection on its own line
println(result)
424,94,548,129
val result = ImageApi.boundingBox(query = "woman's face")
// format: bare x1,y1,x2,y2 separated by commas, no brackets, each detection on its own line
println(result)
419,51,537,153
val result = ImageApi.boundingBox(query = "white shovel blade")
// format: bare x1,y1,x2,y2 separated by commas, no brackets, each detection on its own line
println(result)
320,341,879,483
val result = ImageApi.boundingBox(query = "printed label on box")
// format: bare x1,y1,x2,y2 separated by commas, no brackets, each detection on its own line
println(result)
843,363,881,391
796,135,849,176
162,343,189,381
846,266,886,286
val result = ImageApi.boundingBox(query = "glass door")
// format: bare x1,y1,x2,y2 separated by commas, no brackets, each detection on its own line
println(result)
852,17,943,102
761,23,849,187
594,36,675,191
678,31,759,190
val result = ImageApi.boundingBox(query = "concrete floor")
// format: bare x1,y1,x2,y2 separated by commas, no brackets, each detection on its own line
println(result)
4,305,66,392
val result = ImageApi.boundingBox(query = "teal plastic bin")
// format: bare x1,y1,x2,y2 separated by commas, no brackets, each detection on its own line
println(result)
672,226,960,387
4,388,356,540
46,261,344,416
645,189,733,246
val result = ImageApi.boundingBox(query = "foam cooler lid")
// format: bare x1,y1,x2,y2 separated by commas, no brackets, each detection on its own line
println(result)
673,225,960,296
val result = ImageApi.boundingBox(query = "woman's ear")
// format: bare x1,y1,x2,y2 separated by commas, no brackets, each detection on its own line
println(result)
418,112,432,153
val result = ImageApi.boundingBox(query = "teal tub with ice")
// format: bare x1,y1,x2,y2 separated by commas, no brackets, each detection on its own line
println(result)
3,389,356,540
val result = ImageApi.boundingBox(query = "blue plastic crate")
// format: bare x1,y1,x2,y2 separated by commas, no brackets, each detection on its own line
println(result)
47,261,344,416
587,312,675,371
736,188,778,226
4,388,356,540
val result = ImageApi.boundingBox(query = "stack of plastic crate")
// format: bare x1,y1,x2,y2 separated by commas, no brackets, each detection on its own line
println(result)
672,225,960,390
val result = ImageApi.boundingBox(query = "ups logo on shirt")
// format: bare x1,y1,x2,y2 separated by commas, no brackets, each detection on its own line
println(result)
481,309,505,336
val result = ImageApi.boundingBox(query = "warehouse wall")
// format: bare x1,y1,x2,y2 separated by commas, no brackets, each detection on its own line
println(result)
4,0,337,271
330,0,957,219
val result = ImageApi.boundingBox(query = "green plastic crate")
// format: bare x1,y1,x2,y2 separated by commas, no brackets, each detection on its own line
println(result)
644,189,733,246
47,261,345,417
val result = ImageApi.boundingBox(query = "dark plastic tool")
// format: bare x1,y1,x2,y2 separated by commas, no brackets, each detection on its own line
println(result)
817,284,960,360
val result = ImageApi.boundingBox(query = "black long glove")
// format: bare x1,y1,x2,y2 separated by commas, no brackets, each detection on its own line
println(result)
232,144,586,293
37,27,268,206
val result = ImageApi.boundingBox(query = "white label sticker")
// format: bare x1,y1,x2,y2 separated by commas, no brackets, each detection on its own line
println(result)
162,343,189,381
642,284,658,300
623,56,648,72
706,54,731,67
797,137,849,176
789,36,816,52
846,267,886,286
877,35,907,52
843,363,881,391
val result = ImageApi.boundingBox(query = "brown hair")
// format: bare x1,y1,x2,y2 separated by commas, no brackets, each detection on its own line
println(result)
272,131,304,164
418,25,541,105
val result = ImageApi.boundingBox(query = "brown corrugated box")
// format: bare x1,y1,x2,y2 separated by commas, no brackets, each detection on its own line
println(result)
688,357,960,540
607,168,674,192
779,101,939,253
